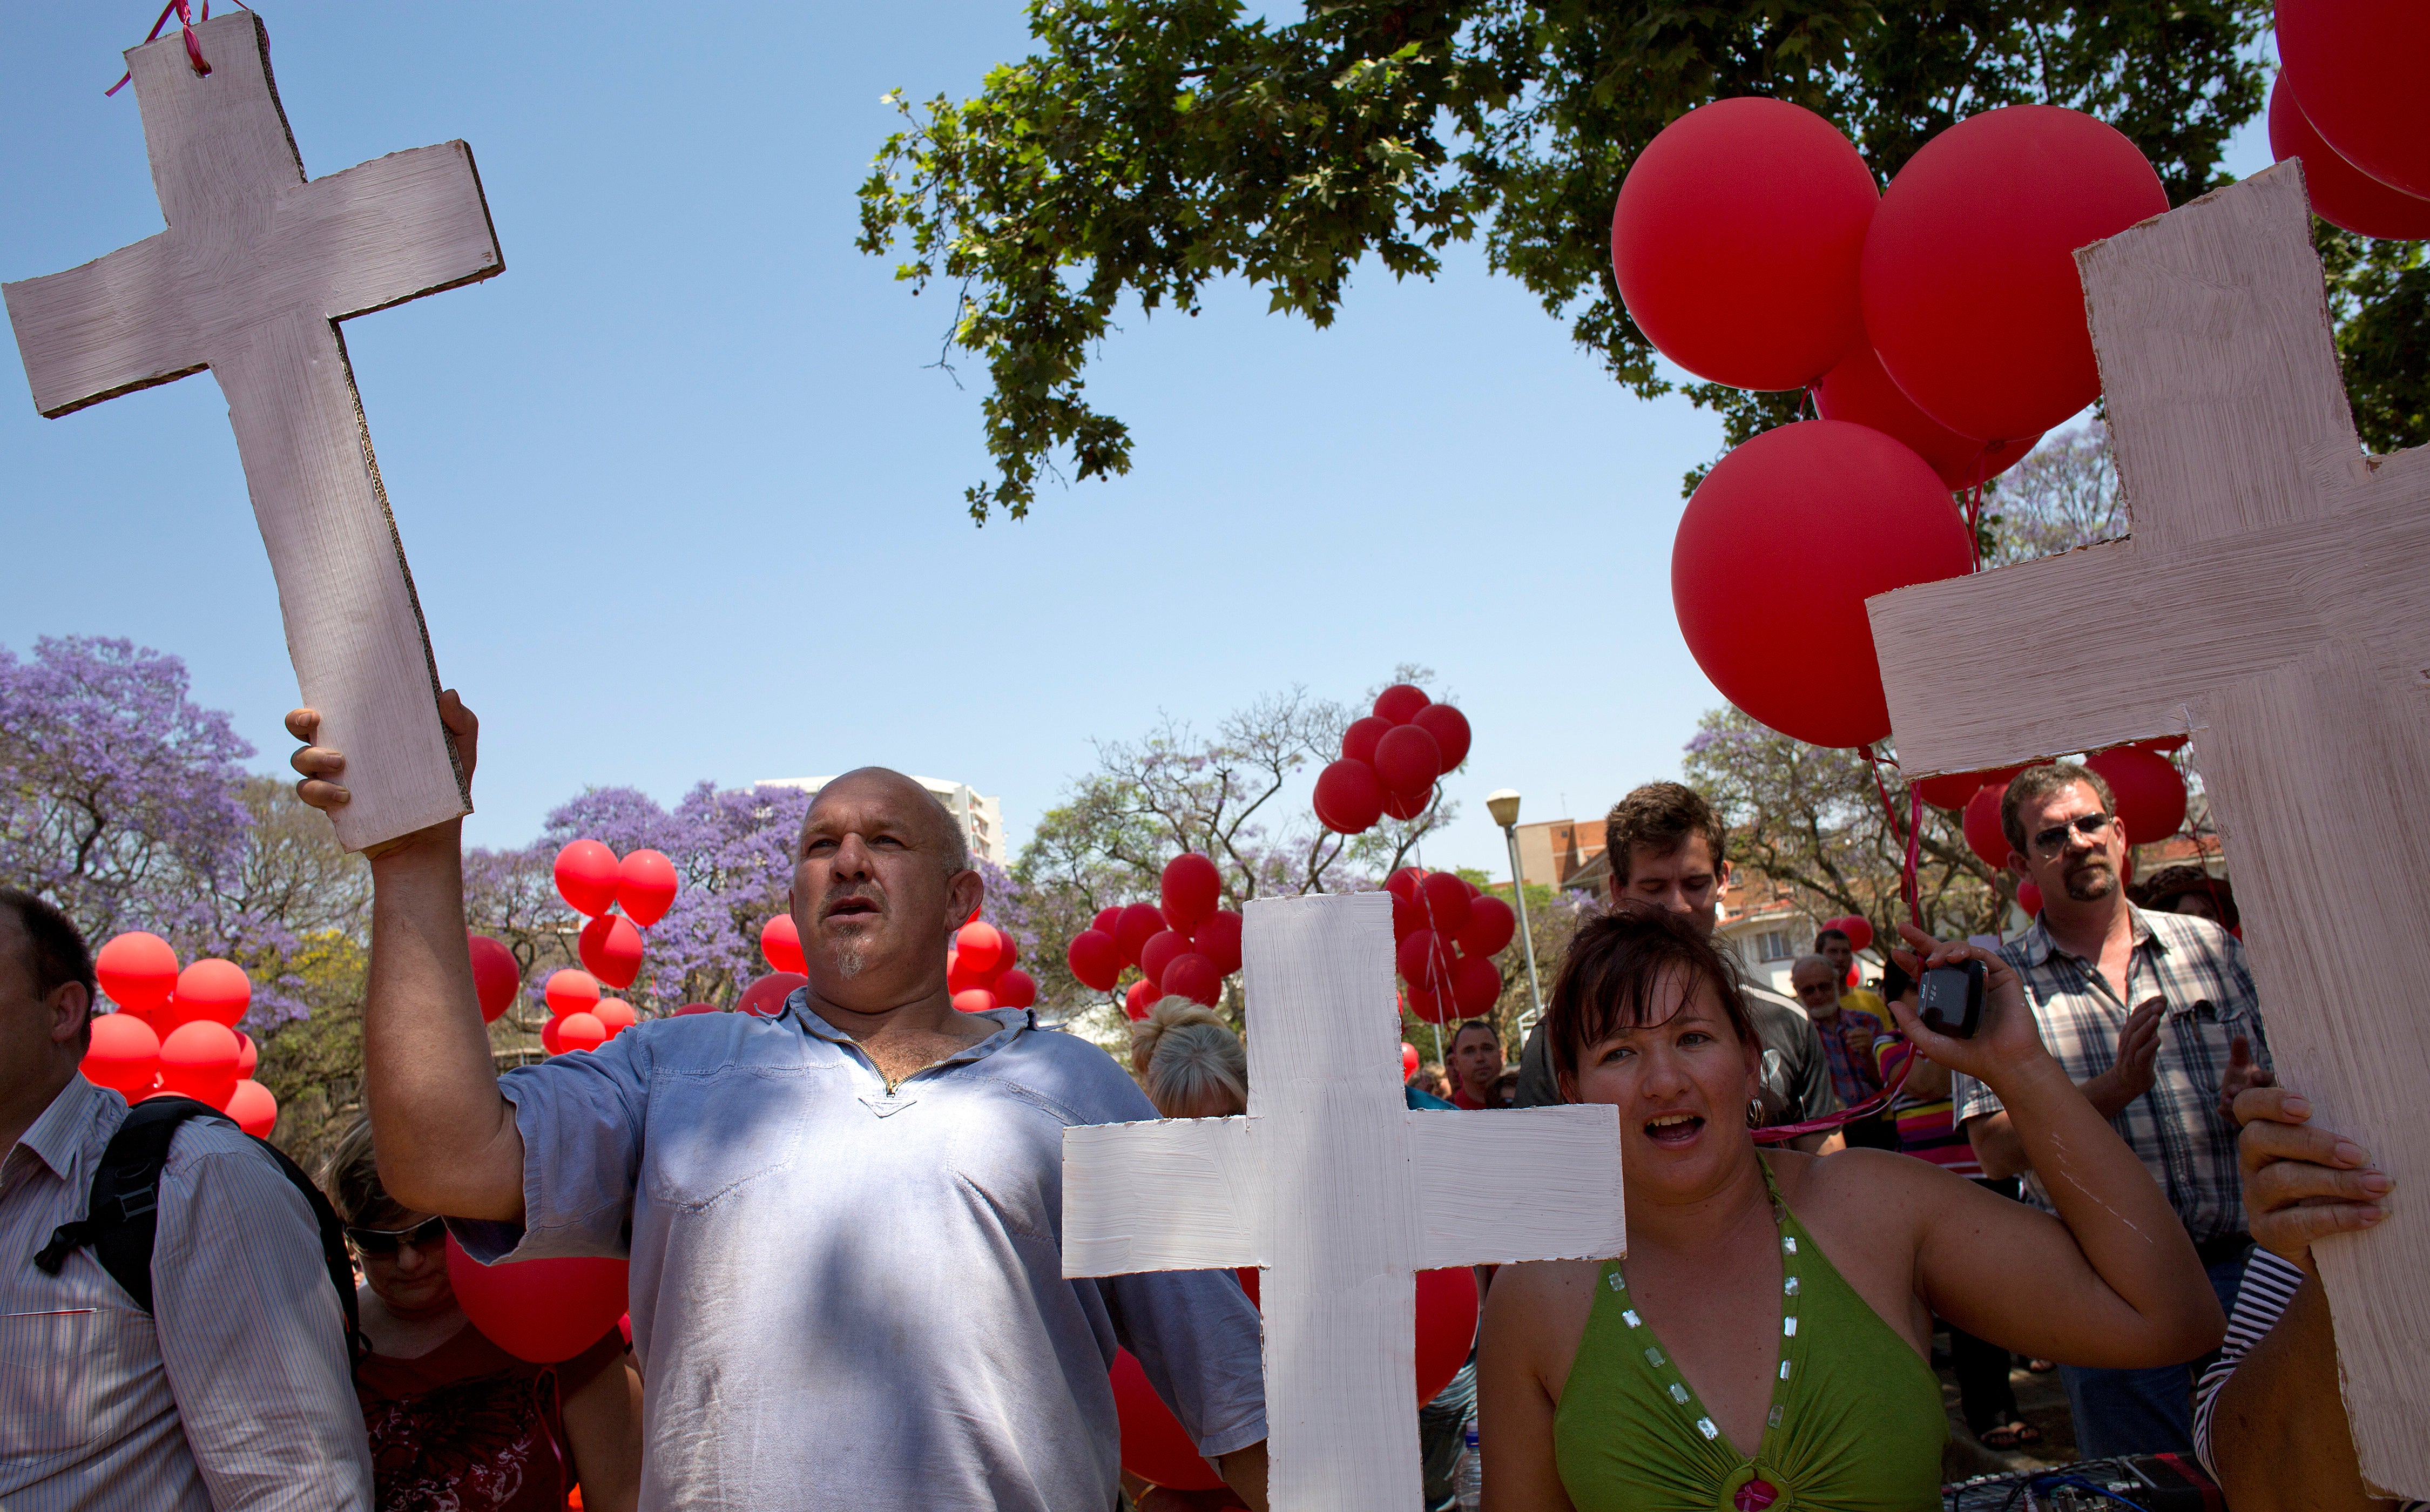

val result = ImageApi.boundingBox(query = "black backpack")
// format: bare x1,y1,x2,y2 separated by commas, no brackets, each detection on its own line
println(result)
33,1096,365,1362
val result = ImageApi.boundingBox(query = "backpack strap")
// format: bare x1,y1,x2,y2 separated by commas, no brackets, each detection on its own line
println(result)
33,1096,365,1365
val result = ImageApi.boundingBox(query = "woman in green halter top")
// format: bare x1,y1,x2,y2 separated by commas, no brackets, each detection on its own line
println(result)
1478,909,2228,1512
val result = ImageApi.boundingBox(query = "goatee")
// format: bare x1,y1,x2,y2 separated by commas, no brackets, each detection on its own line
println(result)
2064,862,2116,903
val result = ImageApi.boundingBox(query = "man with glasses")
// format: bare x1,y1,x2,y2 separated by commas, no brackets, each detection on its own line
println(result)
0,888,372,1509
1953,762,2274,1458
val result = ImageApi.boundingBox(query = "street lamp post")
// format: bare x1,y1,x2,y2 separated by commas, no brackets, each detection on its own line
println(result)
1486,788,1545,1027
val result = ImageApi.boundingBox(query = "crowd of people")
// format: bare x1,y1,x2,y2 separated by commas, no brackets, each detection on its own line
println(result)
0,694,2410,1512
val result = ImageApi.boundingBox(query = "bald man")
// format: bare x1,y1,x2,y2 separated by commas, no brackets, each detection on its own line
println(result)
288,696,1268,1512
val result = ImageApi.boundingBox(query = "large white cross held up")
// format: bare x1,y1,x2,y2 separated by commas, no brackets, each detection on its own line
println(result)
4,11,499,852
1867,163,2430,1500
1063,892,1625,1510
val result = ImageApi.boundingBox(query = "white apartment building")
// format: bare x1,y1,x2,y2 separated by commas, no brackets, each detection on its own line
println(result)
758,774,1008,867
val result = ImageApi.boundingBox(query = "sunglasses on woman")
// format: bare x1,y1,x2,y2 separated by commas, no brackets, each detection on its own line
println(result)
344,1216,447,1256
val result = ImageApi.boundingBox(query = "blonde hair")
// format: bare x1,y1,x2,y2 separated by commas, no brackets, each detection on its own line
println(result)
1130,996,1248,1118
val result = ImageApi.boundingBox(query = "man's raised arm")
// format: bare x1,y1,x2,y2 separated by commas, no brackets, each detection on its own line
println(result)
290,695,526,1221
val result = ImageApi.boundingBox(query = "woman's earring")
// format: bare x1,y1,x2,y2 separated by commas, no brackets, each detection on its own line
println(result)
1746,1097,1765,1129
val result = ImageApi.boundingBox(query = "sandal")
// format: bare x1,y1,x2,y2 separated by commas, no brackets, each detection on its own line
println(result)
2026,1358,2056,1374
1977,1415,2043,1450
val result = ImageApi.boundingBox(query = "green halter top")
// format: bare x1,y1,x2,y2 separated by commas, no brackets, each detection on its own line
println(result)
1552,1163,1946,1512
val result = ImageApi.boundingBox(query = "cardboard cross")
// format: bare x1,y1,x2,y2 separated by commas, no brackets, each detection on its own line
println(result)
4,11,499,852
1063,892,1625,1511
1867,163,2430,1500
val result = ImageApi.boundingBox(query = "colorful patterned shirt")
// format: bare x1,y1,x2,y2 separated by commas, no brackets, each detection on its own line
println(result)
1810,1006,1887,1108
1953,906,2267,1243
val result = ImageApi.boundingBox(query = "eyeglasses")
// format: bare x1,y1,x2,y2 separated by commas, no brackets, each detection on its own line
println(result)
344,1216,446,1256
2030,812,2114,854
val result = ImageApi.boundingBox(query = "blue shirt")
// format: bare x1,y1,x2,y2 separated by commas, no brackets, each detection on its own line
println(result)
454,1000,1266,1511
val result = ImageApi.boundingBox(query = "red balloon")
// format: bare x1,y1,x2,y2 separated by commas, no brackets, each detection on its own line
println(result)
1373,725,1444,799
2017,881,2044,916
158,1021,240,1108
2132,734,2190,755
1111,1348,1227,1490
1410,704,1472,773
1314,759,1386,834
1457,895,1516,958
1418,872,1473,938
1406,984,1454,1024
1161,854,1224,932
952,988,998,1014
1192,911,1245,977
995,968,1038,1009
672,1002,721,1016
1672,421,1974,748
1373,684,1431,724
224,1078,278,1137
1067,929,1125,992
82,1013,160,1096
467,933,521,1024
1449,953,1502,1017
553,840,621,917
1115,903,1167,968
1612,96,1879,389
1341,715,1392,765
1396,929,1453,994
234,1031,258,1081
1385,868,1426,905
615,849,679,927
1390,890,1427,942
737,973,806,1018
578,914,646,991
2268,76,2430,240
1863,106,2169,442
166,959,250,1030
1815,345,2043,490
1962,785,2013,870
544,969,600,1018
1402,1041,1420,1081
1834,916,1875,954
1914,766,2020,812
554,1011,608,1054
592,999,638,1038
1139,930,1191,990
2084,746,2188,846
997,932,1020,971
97,931,179,1014
1160,953,1223,1007
955,921,1007,976
1416,1266,1482,1406
1123,978,1158,1021
2278,0,2430,201
1379,786,1434,822
540,1017,564,1055
444,1233,629,1364
1092,906,1123,938
760,914,805,974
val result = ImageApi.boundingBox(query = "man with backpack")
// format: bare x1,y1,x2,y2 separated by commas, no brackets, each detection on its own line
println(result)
0,888,372,1509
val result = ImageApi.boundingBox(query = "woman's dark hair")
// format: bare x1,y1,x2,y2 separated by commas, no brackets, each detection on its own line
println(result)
1545,908,1754,1093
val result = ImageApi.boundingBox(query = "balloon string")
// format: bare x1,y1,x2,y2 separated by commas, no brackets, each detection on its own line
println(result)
1856,746,1925,932
107,0,222,96
1752,1050,1914,1145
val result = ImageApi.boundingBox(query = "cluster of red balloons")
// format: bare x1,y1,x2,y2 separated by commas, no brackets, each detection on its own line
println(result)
1066,853,1246,1020
1387,867,1514,1024
1113,1265,1479,1491
82,933,276,1136
1625,98,2173,749
1314,685,1473,835
2270,2,2430,241
539,840,677,1053
947,920,1038,1014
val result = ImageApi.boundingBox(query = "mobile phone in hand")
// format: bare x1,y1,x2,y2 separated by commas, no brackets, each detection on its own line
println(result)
1918,959,1986,1038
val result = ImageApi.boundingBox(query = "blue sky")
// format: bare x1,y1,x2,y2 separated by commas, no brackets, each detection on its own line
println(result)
0,4,2273,880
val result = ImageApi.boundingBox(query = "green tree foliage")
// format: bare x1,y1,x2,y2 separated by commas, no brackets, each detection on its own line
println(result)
2320,226,2428,455
859,0,2273,522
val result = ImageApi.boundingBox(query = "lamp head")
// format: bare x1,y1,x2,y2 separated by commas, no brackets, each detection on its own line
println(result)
1486,789,1522,828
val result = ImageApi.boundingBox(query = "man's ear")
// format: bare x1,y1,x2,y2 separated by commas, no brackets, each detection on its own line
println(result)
48,981,91,1046
947,868,987,932
1716,858,1734,889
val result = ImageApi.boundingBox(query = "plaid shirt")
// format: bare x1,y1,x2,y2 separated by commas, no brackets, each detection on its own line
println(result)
1953,906,2268,1243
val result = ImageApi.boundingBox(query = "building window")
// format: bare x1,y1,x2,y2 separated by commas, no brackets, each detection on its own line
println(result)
1756,930,1792,962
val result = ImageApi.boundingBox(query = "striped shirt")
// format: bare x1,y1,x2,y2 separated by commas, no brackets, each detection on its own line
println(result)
1874,1037,1983,1179
2192,1247,2428,1510
1953,906,2267,1242
1,1075,372,1510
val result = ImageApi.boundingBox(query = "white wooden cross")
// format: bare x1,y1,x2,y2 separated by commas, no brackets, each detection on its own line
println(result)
4,11,499,852
1867,162,2430,1500
1063,892,1625,1510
